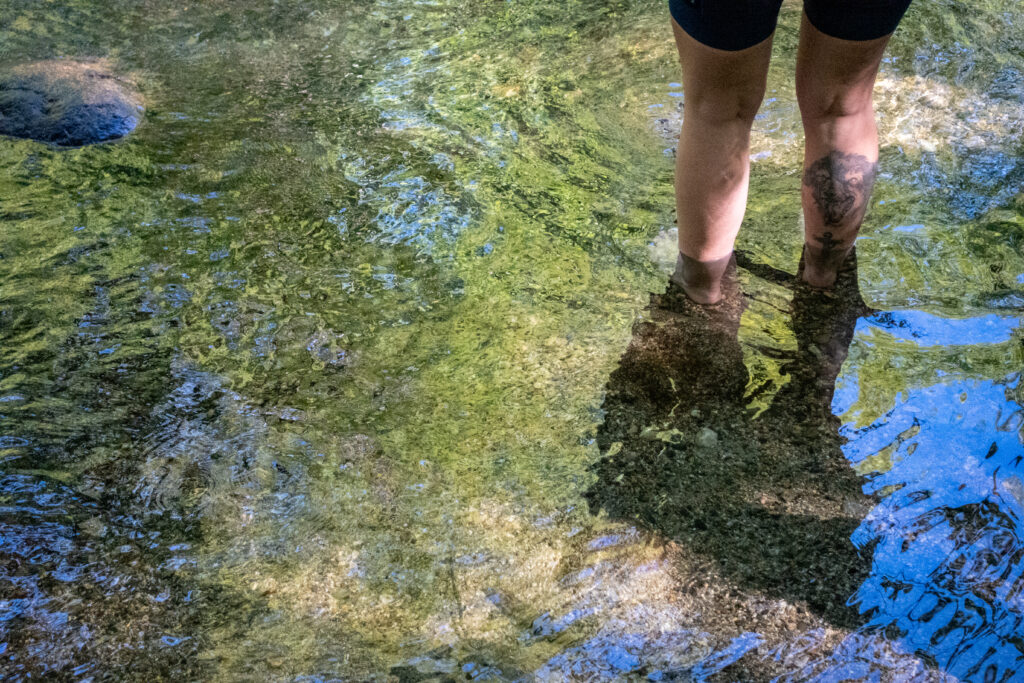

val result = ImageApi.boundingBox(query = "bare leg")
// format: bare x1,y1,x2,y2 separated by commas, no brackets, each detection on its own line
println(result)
796,14,892,288
672,19,773,303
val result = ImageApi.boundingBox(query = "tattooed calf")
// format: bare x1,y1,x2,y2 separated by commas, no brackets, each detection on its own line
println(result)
803,151,879,228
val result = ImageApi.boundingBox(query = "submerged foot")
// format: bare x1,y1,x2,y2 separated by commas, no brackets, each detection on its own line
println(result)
624,257,748,408
798,240,854,289
670,251,737,305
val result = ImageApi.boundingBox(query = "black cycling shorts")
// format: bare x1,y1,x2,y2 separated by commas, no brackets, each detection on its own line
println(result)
668,0,913,51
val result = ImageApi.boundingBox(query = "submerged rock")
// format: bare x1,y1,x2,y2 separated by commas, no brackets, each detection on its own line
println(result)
697,426,718,449
0,60,143,146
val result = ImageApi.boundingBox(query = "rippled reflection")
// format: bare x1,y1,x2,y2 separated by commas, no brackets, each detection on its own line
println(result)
840,321,1024,680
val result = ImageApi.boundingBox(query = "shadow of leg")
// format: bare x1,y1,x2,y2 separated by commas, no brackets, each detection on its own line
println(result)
587,256,874,644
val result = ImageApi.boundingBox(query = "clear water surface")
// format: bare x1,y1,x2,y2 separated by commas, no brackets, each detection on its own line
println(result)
1,0,1022,680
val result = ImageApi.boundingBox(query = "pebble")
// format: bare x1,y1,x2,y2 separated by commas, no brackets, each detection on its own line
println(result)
697,427,718,449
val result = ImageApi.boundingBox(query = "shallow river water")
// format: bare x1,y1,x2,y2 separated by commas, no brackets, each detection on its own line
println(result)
1,0,1023,680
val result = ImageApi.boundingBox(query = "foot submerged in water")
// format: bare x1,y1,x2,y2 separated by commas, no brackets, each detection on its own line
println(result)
670,251,737,305
799,238,854,289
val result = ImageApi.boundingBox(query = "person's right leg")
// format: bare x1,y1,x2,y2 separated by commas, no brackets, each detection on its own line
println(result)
670,3,777,303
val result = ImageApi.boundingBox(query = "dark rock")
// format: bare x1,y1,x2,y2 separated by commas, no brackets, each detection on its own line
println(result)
0,60,143,146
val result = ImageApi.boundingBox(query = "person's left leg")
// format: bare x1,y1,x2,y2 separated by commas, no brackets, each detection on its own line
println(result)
795,2,912,287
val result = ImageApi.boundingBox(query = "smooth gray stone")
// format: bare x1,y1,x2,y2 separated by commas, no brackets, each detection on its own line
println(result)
0,60,143,146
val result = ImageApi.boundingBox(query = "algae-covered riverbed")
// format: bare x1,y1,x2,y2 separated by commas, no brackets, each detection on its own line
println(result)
1,0,1023,680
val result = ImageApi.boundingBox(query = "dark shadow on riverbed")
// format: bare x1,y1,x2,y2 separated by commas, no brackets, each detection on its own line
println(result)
585,255,875,632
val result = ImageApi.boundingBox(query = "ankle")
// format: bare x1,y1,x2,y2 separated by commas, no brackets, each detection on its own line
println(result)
800,260,840,289
672,251,735,304
799,240,852,289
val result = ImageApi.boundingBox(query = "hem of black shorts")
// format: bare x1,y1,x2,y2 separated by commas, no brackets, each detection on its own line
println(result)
802,7,901,43
667,4,777,52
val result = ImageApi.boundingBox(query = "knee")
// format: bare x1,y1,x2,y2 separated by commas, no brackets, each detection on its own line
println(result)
684,83,766,127
796,79,874,122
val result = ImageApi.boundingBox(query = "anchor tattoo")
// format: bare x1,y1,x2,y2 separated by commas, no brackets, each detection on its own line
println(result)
816,231,841,255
